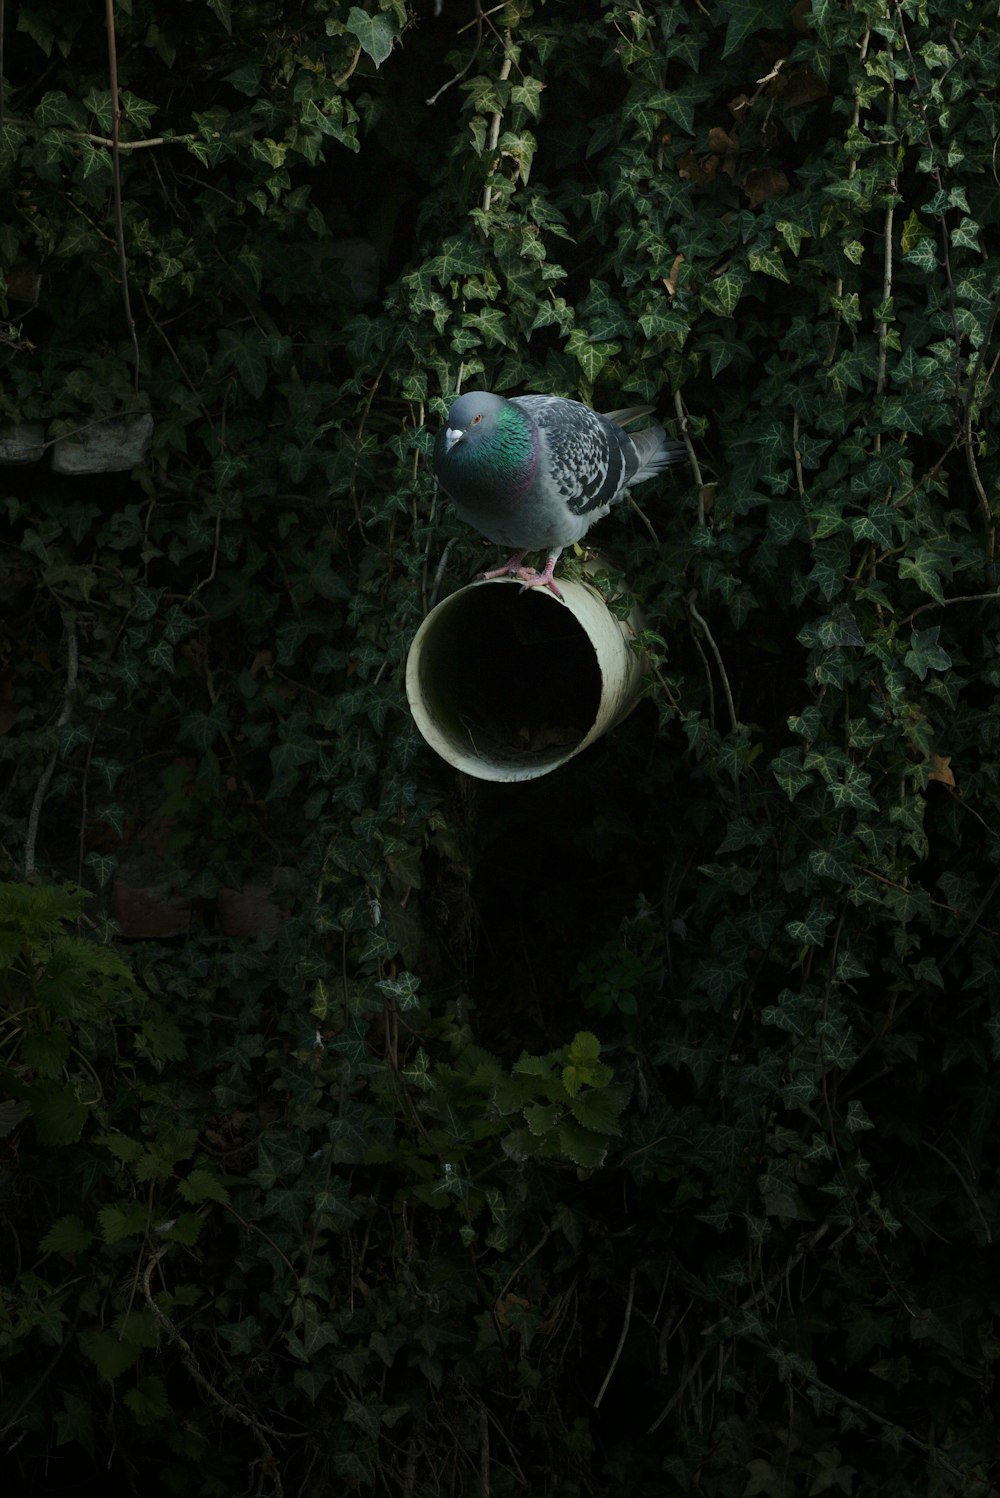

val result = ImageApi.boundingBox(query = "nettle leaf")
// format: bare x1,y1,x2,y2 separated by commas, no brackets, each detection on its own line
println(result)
178,1168,230,1205
523,1102,561,1137
558,1120,610,1169
124,1375,170,1426
345,7,398,68
40,1214,94,1254
28,1083,88,1146
99,1202,148,1243
79,1331,142,1381
156,1213,204,1245
568,1086,625,1136
21,1026,71,1078
561,1031,608,1098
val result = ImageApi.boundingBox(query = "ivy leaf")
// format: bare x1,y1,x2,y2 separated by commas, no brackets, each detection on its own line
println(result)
786,904,834,946
225,62,262,96
701,270,744,316
898,553,945,604
216,329,268,399
851,506,896,547
771,749,813,801
905,626,952,680
721,0,788,56
34,91,87,129
511,78,544,120
748,248,789,283
345,7,397,68
566,328,617,382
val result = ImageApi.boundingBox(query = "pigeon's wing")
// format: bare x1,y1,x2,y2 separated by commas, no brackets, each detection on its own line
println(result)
602,404,655,425
513,395,634,519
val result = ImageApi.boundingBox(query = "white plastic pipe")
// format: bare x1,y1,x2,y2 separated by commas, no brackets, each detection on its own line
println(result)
405,571,645,782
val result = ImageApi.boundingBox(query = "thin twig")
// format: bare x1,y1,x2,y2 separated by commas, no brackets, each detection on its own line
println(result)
672,389,704,519
105,0,140,390
334,43,362,87
494,1229,550,1309
24,612,78,879
627,495,660,546
594,1266,636,1408
891,1,963,419
427,536,455,611
900,589,1000,628
482,30,515,214
427,1,486,106
778,1354,968,1485
792,412,806,501
647,1224,845,1435
686,592,738,735
84,131,179,150
478,1401,490,1498
827,28,870,367
0,1303,84,1439
0,0,5,131
959,291,1000,563
875,90,896,401
925,1141,993,1243
142,1250,286,1457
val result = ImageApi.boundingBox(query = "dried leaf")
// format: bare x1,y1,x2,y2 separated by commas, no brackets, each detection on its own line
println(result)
708,126,738,152
780,66,828,108
677,150,719,186
663,253,685,297
744,168,790,207
928,753,956,787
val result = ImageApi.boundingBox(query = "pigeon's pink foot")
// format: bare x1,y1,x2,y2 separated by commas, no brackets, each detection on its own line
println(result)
515,551,563,599
479,551,527,582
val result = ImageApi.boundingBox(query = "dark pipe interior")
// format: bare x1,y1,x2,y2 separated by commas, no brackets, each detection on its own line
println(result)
417,584,603,767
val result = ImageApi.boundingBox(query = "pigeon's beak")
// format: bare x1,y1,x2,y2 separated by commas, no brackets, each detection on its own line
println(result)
442,426,463,453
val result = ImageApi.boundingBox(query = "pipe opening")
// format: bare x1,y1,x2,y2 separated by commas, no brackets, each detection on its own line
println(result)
410,582,603,777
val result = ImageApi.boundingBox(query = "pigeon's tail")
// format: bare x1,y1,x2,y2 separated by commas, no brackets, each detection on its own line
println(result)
628,424,689,484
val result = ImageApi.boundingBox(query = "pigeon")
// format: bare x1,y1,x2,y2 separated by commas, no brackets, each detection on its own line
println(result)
432,390,688,596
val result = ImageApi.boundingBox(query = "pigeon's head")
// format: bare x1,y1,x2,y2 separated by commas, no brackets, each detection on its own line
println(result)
438,391,507,456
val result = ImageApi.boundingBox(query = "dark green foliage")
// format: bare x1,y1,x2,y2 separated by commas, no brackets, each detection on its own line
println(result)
2,1,1000,1494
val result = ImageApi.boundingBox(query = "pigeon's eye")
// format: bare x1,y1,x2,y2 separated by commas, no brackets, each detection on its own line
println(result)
471,413,482,424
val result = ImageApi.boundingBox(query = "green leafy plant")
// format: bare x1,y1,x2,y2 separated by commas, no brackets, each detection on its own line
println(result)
2,0,1000,1493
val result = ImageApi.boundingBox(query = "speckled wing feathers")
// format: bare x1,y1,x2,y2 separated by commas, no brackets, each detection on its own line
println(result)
511,395,634,519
